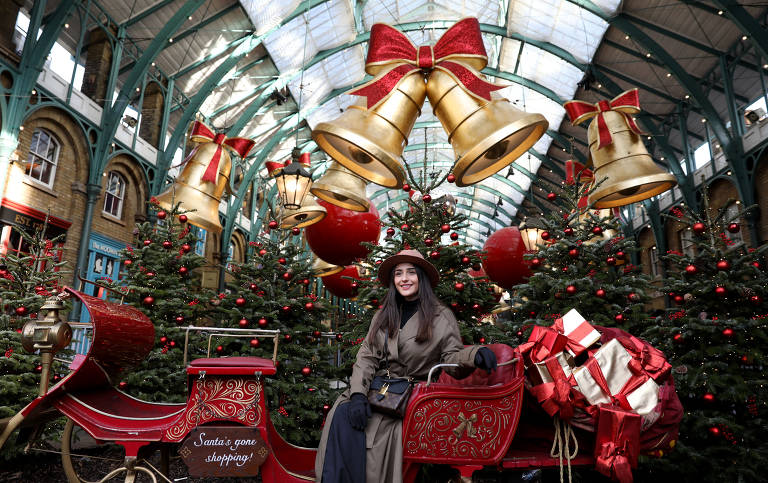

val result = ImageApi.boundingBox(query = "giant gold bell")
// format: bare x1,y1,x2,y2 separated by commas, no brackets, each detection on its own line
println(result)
426,70,548,187
587,110,677,208
312,74,426,188
310,161,370,212
280,196,327,229
311,257,343,277
156,142,230,234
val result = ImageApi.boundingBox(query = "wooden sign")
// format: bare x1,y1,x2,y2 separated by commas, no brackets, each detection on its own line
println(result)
179,426,269,477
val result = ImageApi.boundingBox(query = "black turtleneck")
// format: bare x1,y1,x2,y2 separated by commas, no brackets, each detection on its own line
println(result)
400,298,419,328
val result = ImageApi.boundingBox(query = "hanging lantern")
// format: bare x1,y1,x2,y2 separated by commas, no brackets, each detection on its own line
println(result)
310,161,370,212
564,89,676,208
519,224,544,252
274,150,313,210
156,121,255,234
311,257,343,277
279,196,327,229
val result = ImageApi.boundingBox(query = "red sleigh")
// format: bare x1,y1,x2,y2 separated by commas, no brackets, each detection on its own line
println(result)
0,287,596,482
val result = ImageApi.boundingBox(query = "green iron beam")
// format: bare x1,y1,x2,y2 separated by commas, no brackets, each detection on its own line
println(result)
172,34,251,80
122,0,177,27
711,0,768,65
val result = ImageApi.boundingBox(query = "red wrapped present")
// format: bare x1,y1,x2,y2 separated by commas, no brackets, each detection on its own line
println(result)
595,405,640,483
553,308,601,355
572,339,660,415
528,352,577,419
519,325,568,366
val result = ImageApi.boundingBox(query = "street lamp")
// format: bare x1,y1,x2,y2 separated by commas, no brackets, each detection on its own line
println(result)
274,149,313,210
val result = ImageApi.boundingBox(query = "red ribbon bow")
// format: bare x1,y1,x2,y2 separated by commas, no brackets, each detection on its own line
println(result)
529,356,576,420
596,440,634,483
349,18,503,109
563,89,645,150
189,121,255,183
583,355,649,412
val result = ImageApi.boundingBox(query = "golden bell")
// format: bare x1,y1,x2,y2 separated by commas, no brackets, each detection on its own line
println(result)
311,257,343,277
279,197,327,229
426,70,548,187
310,161,370,212
155,142,230,234
587,110,677,208
312,74,426,188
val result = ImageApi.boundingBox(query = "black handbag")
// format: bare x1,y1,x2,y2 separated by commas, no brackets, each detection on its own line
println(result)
367,332,412,418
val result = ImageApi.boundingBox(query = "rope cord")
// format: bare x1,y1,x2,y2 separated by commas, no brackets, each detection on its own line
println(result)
549,416,578,483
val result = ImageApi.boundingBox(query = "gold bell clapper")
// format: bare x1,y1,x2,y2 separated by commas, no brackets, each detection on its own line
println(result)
311,257,343,277
564,89,676,208
310,161,370,212
279,196,327,229
427,70,548,187
156,121,255,234
312,73,425,188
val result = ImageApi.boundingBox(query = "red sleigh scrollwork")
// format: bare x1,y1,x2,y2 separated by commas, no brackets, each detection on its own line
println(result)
165,376,262,442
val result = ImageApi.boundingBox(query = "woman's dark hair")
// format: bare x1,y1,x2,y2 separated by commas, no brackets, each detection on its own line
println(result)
373,264,440,343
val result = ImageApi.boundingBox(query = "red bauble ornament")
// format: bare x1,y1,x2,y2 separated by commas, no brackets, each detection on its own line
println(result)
175,315,185,324
124,259,132,266
692,222,706,234
143,239,152,247
258,318,268,328
15,306,27,316
753,262,761,269
235,297,246,306
312,330,322,338
727,223,740,233
386,227,395,237
216,345,224,353
239,318,248,328
722,328,734,337
249,283,258,292
178,266,188,275
606,256,617,266
615,250,626,259
335,333,343,341
278,257,287,264
450,232,459,240
258,249,267,256
446,174,456,183
568,248,579,258
750,295,762,305
461,256,471,264
181,243,192,253
454,282,465,292
157,210,167,220
429,250,440,260
422,194,432,203
703,393,715,402
301,366,312,376
306,200,380,266
547,192,557,201
685,264,697,275
283,334,291,342
530,257,542,268
302,278,310,286
424,238,434,247
441,224,451,233
481,227,531,289
292,227,301,236
320,265,362,299
162,240,173,249
540,231,551,240
34,365,42,373
595,289,606,298
614,314,624,322
282,272,292,281
305,302,315,310
592,226,603,235
566,285,577,295
472,303,481,311
402,184,410,192
564,227,574,236
178,214,188,223
709,426,720,436
350,282,358,289
716,260,731,271
142,296,155,306
250,338,259,348
146,271,155,278
673,333,683,343
715,286,727,297
628,292,639,301
673,295,684,304
268,220,279,229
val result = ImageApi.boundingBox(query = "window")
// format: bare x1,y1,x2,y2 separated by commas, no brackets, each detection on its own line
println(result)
680,229,695,257
725,203,744,246
103,172,126,218
189,225,207,257
25,128,59,187
649,246,660,277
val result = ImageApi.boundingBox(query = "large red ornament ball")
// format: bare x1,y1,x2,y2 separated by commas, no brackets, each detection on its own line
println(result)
402,184,410,192
703,393,715,402
461,256,471,265
306,199,380,266
15,306,27,316
321,265,362,299
258,249,267,256
441,224,451,233
546,192,557,201
142,296,155,306
386,227,395,237
564,227,574,236
568,248,579,258
429,250,440,260
424,238,434,247
481,227,531,289
175,315,185,324
592,226,603,235
157,210,167,220
400,223,410,232
708,426,720,436
282,272,292,281
530,257,542,268
692,222,706,234
143,239,152,247
178,214,188,223
281,305,291,314
178,266,188,276
753,261,761,269
614,314,625,323
673,294,684,304
268,220,279,229
716,260,731,271
454,282,465,292
566,285,577,295
685,264,697,275
181,243,192,253
422,194,432,203
727,223,740,233
162,240,173,249
278,257,287,264
239,318,248,328
305,302,315,311
301,366,312,376
595,289,606,298
628,292,639,302
615,250,626,259
123,259,132,266
292,227,301,236
258,318,268,328
540,231,551,240
450,232,459,240
715,286,727,297
606,256,617,266
146,271,155,278
250,338,260,348
235,297,246,306
722,328,734,337
216,345,224,353
446,173,456,183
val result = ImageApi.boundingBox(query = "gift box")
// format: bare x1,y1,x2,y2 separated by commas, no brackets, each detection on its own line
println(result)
527,352,576,419
572,339,660,415
595,405,641,483
529,351,574,386
520,325,568,366
553,308,601,355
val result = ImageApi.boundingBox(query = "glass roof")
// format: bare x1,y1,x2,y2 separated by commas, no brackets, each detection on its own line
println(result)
239,0,622,247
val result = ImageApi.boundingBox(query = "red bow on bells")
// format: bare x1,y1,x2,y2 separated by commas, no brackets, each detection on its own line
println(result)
188,121,255,183
563,89,645,150
349,18,503,109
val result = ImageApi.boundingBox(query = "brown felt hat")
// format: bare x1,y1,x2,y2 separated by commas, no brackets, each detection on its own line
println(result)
378,249,440,288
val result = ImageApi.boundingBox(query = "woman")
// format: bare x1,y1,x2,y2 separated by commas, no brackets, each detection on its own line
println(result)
315,249,497,482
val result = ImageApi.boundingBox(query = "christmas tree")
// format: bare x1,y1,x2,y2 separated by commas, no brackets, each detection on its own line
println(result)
105,198,214,403
345,167,502,359
215,231,344,446
510,176,654,337
0,222,68,459
639,195,768,481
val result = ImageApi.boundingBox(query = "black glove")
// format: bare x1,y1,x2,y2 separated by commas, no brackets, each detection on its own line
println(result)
347,393,371,431
474,347,498,374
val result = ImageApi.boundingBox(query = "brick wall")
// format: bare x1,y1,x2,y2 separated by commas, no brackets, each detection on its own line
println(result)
707,178,752,246
81,27,115,107
140,81,164,148
0,1,22,60
754,152,768,244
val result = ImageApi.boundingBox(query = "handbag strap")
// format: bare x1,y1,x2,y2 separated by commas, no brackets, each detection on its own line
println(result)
383,330,391,377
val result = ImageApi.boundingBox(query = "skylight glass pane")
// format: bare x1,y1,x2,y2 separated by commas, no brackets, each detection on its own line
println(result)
498,38,522,72
241,0,302,35
517,44,584,100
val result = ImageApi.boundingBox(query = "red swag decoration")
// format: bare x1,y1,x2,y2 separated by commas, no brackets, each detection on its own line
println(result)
563,89,645,149
349,18,503,108
189,121,255,183
265,152,311,177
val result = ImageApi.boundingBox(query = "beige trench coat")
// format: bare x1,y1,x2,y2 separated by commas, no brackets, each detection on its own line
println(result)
315,304,480,482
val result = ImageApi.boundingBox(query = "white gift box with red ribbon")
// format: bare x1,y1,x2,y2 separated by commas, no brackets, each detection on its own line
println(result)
572,339,660,415
533,351,574,385
557,308,601,351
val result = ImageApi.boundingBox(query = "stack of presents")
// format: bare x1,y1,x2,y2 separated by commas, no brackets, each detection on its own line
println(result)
519,309,683,482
